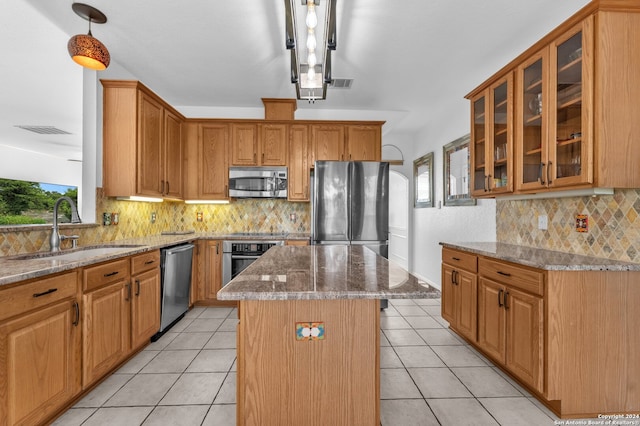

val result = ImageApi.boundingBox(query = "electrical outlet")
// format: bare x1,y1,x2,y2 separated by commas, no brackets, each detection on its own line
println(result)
538,214,548,230
150,212,156,224
196,212,203,222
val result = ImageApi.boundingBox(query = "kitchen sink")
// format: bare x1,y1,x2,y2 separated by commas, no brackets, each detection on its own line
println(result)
12,245,143,261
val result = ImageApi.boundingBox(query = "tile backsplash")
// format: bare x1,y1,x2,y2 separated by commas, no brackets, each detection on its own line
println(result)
497,189,640,263
0,189,310,256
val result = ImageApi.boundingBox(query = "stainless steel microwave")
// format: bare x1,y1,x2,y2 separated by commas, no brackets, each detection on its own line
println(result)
228,167,288,198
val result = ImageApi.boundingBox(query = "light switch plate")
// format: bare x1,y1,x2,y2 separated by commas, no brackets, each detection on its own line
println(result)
538,214,548,230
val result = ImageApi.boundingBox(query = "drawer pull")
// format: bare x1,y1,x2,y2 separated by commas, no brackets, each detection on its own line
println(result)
452,257,461,261
103,271,119,278
33,288,57,298
498,289,504,307
497,271,511,277
144,259,155,265
72,301,80,326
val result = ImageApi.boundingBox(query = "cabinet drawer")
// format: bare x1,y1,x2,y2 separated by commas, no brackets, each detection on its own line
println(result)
131,250,160,275
83,259,129,292
0,271,78,322
479,258,544,296
442,248,477,273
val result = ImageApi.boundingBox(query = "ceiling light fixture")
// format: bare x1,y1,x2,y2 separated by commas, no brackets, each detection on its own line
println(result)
284,0,337,102
67,3,110,71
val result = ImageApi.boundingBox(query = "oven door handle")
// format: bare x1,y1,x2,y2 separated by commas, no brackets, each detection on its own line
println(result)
231,255,262,260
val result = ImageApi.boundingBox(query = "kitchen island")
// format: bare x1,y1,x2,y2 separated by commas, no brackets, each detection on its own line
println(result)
217,245,438,426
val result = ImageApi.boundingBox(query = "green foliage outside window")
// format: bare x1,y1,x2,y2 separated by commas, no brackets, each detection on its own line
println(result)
0,179,78,225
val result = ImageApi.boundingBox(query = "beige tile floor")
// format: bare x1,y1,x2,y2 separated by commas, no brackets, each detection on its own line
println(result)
52,299,620,426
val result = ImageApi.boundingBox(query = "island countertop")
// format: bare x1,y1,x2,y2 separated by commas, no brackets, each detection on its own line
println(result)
217,245,440,301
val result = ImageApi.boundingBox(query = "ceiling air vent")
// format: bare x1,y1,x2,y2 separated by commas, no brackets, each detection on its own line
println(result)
15,125,71,135
329,79,353,89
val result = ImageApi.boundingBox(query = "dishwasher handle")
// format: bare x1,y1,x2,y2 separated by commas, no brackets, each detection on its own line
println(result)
163,243,195,256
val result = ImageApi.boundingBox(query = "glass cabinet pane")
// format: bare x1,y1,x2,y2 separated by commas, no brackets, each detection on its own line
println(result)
492,82,508,189
555,31,583,180
472,96,486,192
522,59,544,185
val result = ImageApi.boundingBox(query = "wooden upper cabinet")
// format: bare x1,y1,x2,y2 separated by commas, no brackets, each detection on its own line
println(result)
231,123,259,166
231,123,287,166
471,75,514,198
102,80,185,199
312,124,345,162
261,124,288,166
288,124,310,201
469,4,640,196
185,122,229,201
137,92,164,196
346,125,381,161
163,109,183,199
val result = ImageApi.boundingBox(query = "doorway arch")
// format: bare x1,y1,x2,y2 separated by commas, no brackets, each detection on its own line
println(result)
388,170,409,270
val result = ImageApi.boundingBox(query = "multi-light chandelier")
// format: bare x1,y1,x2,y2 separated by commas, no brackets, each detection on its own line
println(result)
285,0,337,102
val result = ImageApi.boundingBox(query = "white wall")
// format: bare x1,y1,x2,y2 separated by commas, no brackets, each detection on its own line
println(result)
410,98,496,289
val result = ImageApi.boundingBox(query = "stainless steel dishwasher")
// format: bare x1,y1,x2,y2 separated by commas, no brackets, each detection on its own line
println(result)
155,243,195,339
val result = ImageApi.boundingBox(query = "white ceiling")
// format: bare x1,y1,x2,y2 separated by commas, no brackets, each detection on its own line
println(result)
1,0,591,162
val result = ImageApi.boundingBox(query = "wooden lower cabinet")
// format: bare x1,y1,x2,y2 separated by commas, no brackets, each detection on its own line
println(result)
441,265,477,342
196,240,235,306
82,279,130,388
444,246,640,417
130,268,161,350
0,298,81,426
477,278,543,392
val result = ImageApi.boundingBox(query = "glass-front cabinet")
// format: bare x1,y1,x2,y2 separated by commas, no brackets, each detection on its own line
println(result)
549,21,593,187
471,75,513,197
516,19,593,192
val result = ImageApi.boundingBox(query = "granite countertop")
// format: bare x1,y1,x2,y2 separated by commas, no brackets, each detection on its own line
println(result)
217,245,440,301
440,241,640,271
0,232,310,287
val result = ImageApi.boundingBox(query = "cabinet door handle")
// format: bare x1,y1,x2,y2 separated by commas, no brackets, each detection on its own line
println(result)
498,288,504,307
262,152,265,163
216,242,219,255
504,291,510,310
487,174,492,191
72,301,80,326
547,161,552,185
103,271,119,278
497,271,511,277
166,181,170,194
125,282,131,301
33,288,57,298
539,162,546,185
450,270,456,285
225,184,228,197
135,279,141,296
144,259,155,265
484,175,488,192
161,180,165,195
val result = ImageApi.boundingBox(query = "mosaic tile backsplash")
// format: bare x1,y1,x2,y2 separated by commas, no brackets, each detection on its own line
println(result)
497,189,640,263
0,188,310,256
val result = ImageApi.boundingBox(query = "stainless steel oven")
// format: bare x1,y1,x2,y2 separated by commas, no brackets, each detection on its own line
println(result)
222,240,284,286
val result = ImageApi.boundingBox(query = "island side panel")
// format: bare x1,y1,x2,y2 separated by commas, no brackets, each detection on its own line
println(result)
237,299,380,426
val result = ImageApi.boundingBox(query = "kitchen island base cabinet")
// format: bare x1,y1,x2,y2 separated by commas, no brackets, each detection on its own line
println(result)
237,299,380,426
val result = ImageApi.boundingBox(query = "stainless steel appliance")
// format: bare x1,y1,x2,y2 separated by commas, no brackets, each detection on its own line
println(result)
156,243,195,338
222,240,284,286
312,161,389,307
229,167,287,198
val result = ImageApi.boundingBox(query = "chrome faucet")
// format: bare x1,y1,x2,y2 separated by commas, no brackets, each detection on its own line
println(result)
50,196,82,252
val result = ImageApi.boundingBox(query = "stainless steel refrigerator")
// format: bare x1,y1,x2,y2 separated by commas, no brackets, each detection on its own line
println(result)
312,161,389,258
